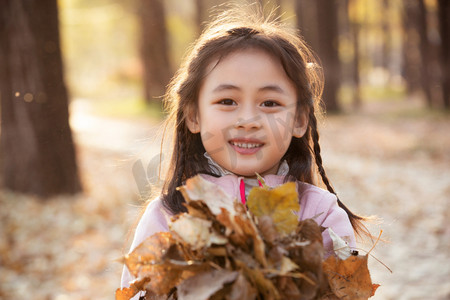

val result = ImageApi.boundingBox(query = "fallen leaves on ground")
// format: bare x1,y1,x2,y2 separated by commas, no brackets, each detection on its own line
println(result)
118,175,378,299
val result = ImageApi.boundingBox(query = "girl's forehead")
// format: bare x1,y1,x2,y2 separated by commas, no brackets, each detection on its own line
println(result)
203,48,284,79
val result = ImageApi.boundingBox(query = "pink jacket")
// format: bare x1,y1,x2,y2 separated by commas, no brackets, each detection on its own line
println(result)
121,173,356,289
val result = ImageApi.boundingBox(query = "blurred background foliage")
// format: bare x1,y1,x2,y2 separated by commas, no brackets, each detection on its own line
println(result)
58,0,449,118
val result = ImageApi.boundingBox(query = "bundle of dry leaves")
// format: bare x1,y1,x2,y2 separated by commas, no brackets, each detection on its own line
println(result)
116,175,378,300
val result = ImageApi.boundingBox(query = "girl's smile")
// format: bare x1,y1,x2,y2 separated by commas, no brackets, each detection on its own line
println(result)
229,138,264,155
186,48,308,177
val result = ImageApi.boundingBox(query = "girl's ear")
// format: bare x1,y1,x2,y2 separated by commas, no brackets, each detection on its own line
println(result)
185,107,201,133
292,112,308,138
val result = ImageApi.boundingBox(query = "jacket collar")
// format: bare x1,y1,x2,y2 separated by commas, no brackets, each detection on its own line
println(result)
204,152,290,178
201,153,290,202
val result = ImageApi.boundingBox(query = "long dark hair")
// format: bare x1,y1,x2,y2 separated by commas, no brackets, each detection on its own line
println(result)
159,5,367,237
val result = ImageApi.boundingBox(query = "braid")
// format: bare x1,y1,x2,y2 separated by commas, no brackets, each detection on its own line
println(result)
309,111,368,237
163,123,213,215
163,129,188,215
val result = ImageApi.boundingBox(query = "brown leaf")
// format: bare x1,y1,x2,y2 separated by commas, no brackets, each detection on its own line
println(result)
177,269,238,300
247,182,300,236
234,212,267,267
296,218,323,244
123,232,176,278
323,254,376,300
371,284,380,297
235,260,280,300
276,277,301,300
115,287,138,300
257,215,279,243
216,205,267,268
115,277,150,300
228,272,258,300
216,207,249,250
123,232,189,295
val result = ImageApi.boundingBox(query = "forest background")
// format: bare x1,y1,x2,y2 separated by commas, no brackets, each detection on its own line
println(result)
0,0,449,299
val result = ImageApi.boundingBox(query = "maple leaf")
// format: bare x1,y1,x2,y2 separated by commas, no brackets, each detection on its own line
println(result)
247,182,300,236
123,232,206,296
323,254,377,300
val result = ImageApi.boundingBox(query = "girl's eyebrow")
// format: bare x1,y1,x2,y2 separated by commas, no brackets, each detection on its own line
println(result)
213,84,240,92
212,84,286,94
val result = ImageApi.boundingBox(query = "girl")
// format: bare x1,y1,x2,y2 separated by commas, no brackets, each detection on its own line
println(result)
121,5,367,291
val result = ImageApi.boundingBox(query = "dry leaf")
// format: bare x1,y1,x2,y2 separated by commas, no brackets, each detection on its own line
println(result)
278,277,302,300
123,232,194,295
258,215,279,243
116,277,150,300
123,232,176,278
323,254,376,300
328,228,351,260
235,259,280,300
279,256,300,275
170,214,227,250
177,269,238,300
115,286,139,300
247,182,299,236
178,175,236,216
227,272,258,300
118,175,378,300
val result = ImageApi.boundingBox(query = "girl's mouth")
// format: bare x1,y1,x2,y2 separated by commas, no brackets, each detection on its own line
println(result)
229,139,264,154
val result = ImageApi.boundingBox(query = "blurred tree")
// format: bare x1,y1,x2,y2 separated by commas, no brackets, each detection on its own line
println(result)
402,0,423,96
348,0,362,108
0,0,82,197
381,0,392,77
195,0,206,35
296,0,341,112
438,0,449,109
417,0,434,107
140,0,171,104
403,0,442,107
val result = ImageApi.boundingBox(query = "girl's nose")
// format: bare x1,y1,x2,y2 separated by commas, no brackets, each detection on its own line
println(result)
234,108,261,130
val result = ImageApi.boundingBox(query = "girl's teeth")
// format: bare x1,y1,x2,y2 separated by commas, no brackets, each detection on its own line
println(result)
232,142,262,149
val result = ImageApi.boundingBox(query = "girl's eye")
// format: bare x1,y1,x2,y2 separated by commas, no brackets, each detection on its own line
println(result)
261,100,280,107
218,99,236,105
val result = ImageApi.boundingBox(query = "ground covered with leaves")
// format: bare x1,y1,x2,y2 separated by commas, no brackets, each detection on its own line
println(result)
0,99,449,299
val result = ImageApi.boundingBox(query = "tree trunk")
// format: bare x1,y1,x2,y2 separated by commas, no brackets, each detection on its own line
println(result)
316,0,341,112
295,0,319,52
195,0,206,35
438,0,450,109
351,20,362,109
417,0,434,107
140,0,171,104
381,0,392,78
0,0,81,197
296,0,341,112
402,0,422,96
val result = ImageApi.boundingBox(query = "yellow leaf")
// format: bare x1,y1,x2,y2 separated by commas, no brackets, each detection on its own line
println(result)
247,182,300,236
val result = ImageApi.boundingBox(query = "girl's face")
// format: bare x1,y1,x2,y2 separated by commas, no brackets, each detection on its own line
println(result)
187,49,307,177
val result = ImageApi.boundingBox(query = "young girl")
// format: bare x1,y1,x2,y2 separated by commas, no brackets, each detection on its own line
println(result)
121,5,367,291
